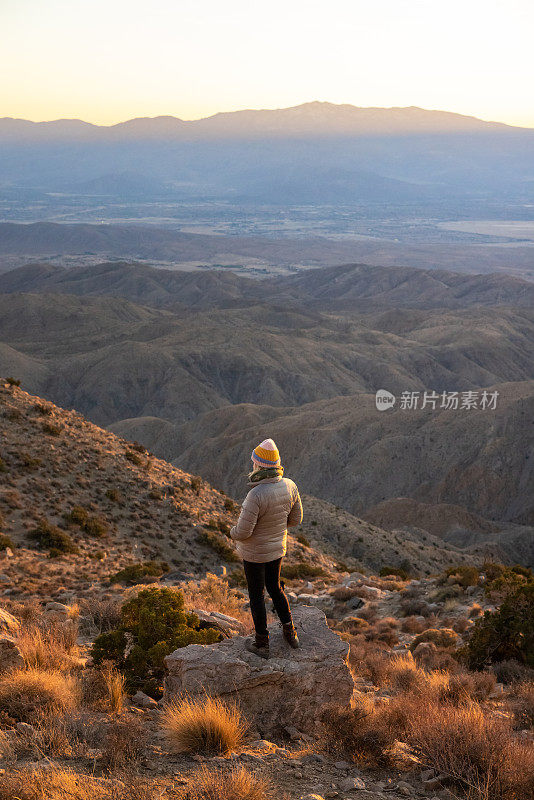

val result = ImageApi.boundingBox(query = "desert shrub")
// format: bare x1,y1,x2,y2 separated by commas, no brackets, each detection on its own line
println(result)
406,700,534,800
0,767,155,800
0,534,15,550
321,694,396,766
65,505,89,525
162,695,248,755
190,475,202,494
109,560,169,584
441,565,480,588
105,487,124,503
0,458,6,473
0,668,79,721
509,681,534,730
226,567,247,588
33,402,51,415
6,377,21,386
82,663,124,713
179,767,272,800
42,422,61,436
380,565,410,580
101,715,145,769
348,637,392,685
19,453,42,471
197,529,239,562
223,496,238,512
485,565,533,600
441,671,496,705
91,587,221,694
331,585,358,602
410,628,459,651
401,615,426,634
493,659,534,685
79,595,122,634
29,519,78,554
463,581,534,669
297,532,310,546
125,450,143,465
281,562,326,579
132,441,146,453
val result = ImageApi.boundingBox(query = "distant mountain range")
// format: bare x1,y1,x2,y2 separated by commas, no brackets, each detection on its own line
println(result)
1,102,529,142
1,103,533,205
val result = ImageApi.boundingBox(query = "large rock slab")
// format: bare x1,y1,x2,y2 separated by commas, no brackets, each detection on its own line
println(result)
164,605,353,735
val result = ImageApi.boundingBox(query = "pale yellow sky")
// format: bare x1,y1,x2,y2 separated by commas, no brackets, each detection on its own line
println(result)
1,0,533,127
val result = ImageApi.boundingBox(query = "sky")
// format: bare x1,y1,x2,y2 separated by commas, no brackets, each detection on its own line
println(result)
1,0,533,127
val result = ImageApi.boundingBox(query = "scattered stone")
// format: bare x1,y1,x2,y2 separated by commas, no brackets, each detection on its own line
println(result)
420,770,435,782
0,608,19,636
164,606,354,736
16,722,35,735
131,690,158,708
397,780,414,796
339,777,366,791
334,761,351,770
347,596,364,610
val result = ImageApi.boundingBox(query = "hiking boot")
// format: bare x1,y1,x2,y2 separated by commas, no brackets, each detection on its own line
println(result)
245,633,269,659
282,622,299,649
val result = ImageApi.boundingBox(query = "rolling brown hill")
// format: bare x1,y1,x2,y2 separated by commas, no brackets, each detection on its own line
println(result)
2,260,534,310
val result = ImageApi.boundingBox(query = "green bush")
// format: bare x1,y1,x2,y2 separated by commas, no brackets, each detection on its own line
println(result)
105,488,124,503
281,562,327,580
484,564,533,598
0,534,15,551
190,476,202,494
91,587,221,694
33,403,51,415
197,530,239,563
29,519,79,554
6,377,21,387
442,565,480,588
409,628,459,651
223,497,238,512
0,457,7,473
42,422,61,436
65,506,108,538
462,580,534,670
379,565,410,581
19,453,42,471
125,451,143,466
65,506,89,526
109,561,169,585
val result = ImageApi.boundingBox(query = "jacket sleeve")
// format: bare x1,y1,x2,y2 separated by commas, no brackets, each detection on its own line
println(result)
287,486,303,527
230,490,260,541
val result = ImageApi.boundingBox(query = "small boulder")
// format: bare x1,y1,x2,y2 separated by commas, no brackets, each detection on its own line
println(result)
164,605,353,736
0,635,24,671
0,608,20,636
131,690,158,708
340,777,366,791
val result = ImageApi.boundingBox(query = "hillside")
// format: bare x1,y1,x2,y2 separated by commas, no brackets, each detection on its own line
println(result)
0,380,344,603
2,260,534,310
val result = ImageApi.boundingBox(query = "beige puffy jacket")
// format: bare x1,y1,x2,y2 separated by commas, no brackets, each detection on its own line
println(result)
230,475,303,563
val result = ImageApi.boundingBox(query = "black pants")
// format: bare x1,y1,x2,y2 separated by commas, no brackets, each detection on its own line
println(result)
243,557,292,636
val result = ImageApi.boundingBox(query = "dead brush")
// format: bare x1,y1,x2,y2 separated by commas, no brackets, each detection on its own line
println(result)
162,695,249,756
405,700,534,800
101,715,145,770
82,662,125,713
321,694,396,767
349,636,392,686
178,766,275,800
181,573,250,630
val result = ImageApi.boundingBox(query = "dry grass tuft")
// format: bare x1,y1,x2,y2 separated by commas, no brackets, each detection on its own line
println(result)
17,618,81,671
82,663,125,713
101,715,145,769
178,766,274,800
0,667,80,721
162,695,249,756
0,765,155,800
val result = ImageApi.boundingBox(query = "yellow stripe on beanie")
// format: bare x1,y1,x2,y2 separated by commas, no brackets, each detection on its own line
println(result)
252,438,280,466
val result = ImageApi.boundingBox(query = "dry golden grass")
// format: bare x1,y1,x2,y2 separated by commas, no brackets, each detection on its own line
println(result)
0,766,155,800
17,618,81,671
162,695,249,756
181,573,251,630
178,766,273,800
0,667,80,721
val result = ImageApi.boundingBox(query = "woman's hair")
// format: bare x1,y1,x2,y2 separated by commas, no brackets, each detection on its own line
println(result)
248,461,262,479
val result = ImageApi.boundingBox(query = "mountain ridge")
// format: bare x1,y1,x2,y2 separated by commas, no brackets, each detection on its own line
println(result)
1,102,530,141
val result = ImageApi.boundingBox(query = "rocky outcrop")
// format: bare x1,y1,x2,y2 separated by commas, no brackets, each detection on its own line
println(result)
163,605,354,736
0,635,24,671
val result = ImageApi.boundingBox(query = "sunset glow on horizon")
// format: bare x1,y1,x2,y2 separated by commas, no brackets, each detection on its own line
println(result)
2,0,533,128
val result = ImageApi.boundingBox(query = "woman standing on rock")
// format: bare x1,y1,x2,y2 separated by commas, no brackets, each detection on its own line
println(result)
230,438,303,659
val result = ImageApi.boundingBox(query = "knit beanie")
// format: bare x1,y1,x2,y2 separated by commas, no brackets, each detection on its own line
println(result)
251,438,281,467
